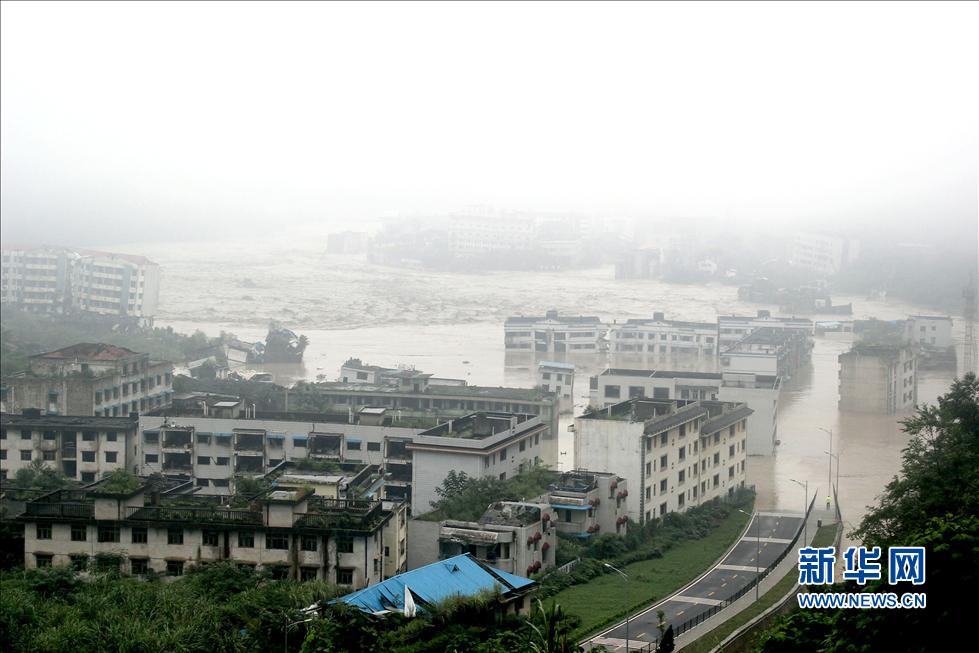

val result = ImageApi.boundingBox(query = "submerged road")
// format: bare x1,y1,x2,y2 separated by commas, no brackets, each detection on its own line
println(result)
588,512,804,652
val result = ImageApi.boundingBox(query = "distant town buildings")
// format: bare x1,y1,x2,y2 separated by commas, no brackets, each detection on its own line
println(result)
1,245,161,321
574,398,751,524
504,310,605,354
326,231,369,255
838,345,917,413
608,313,717,358
788,232,860,276
0,343,173,417
906,315,954,350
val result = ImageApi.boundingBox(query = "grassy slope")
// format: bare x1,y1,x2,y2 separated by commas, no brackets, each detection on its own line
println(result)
551,503,753,640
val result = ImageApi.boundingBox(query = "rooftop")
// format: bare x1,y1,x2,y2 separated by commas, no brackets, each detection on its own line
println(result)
621,318,715,329
300,380,552,402
600,368,723,380
418,412,536,440
336,553,536,614
478,501,543,527
30,343,142,361
0,412,139,430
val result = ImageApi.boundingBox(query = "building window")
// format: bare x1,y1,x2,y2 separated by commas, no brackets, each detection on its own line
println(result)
166,560,184,577
21,450,33,461
202,530,220,547
238,532,255,548
145,454,158,464
336,536,354,553
216,457,230,465
660,478,668,493
42,449,56,461
300,567,319,582
70,555,89,571
336,568,355,585
71,524,87,541
499,447,507,460
81,451,95,462
301,534,318,551
105,451,117,463
347,441,361,450
197,456,210,465
98,524,121,543
131,526,148,543
519,440,526,452
35,554,54,568
36,524,52,540
81,472,96,483
604,385,621,399
266,532,289,550
106,432,117,442
367,441,381,452
130,558,149,575
167,528,184,545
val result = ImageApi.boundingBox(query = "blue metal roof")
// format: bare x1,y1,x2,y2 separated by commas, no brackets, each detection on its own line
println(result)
551,504,591,511
336,554,535,614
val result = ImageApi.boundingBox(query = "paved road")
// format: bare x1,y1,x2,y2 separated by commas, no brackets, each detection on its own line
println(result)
588,512,804,652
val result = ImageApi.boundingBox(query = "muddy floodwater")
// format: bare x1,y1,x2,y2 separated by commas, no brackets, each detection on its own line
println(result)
126,231,966,550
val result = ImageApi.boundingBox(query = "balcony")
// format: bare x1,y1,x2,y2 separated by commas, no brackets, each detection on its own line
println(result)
162,452,192,471
234,431,265,452
61,444,77,459
25,502,94,519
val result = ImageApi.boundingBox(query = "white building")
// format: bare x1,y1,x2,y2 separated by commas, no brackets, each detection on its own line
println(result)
406,413,549,516
589,369,780,456
1,245,161,320
906,315,954,350
788,232,860,276
543,470,629,538
573,398,751,524
504,310,605,354
537,361,575,413
407,501,556,576
717,312,814,352
838,345,917,414
608,313,717,358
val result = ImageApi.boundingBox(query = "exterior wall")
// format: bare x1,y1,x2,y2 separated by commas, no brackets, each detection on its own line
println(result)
410,450,483,516
572,419,644,520
717,316,814,352
789,232,859,276
608,321,717,357
504,316,604,353
537,363,574,413
405,518,441,570
718,383,778,456
839,348,917,413
382,501,409,577
720,351,779,375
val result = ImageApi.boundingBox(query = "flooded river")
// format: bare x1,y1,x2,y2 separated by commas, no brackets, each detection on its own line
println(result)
125,232,965,549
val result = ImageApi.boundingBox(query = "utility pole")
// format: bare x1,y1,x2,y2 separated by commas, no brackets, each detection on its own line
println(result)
604,563,631,653
790,478,808,545
818,427,833,507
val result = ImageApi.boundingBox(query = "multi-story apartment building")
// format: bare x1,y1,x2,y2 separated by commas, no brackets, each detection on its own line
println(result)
448,211,539,253
1,343,173,417
338,359,467,388
589,369,780,456
138,414,425,501
504,310,605,354
906,315,954,350
573,398,751,524
608,313,717,358
407,412,549,516
17,479,407,586
720,327,812,377
288,378,559,466
838,345,917,413
0,412,139,483
788,232,860,276
537,361,575,413
1,245,161,320
408,501,556,576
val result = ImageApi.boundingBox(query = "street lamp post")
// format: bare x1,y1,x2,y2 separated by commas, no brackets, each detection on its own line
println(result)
790,478,808,545
737,509,760,601
818,427,833,507
604,563,631,653
824,451,840,501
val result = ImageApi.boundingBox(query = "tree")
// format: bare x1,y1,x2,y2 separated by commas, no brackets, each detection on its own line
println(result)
13,461,75,493
657,625,674,653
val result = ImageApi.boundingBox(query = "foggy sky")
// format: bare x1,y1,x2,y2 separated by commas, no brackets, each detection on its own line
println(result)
1,1,977,246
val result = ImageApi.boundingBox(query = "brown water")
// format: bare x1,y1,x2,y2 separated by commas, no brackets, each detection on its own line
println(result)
123,231,965,548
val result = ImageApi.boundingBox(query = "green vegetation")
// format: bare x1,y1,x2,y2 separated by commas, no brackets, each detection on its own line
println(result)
11,461,78,494
541,490,754,639
682,524,838,653
422,468,559,522
750,374,979,652
0,562,597,653
94,470,142,495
